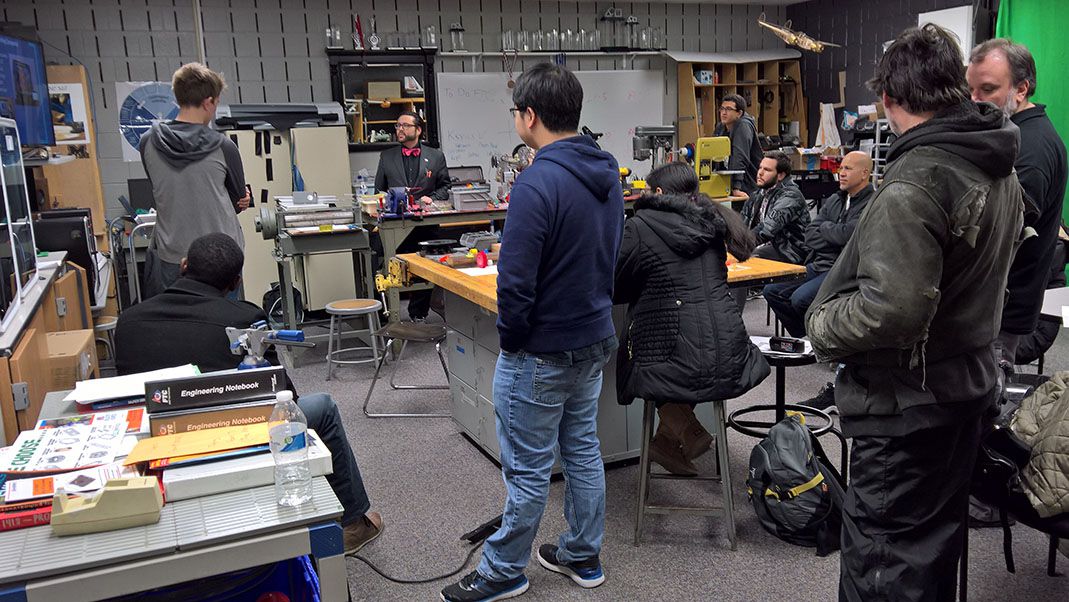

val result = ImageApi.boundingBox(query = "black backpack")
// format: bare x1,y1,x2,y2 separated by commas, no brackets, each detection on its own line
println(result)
746,412,845,556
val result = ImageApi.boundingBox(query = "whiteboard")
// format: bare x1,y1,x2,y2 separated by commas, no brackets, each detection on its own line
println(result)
437,70,665,193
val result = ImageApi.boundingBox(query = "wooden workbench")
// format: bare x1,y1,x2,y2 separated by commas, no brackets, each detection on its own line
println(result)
399,253,806,314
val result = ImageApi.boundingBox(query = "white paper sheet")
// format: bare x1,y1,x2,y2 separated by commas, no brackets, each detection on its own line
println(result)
458,266,499,276
64,364,200,405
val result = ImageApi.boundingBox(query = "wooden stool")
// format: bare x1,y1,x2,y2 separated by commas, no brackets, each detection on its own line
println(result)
634,398,737,550
325,299,382,381
361,321,450,418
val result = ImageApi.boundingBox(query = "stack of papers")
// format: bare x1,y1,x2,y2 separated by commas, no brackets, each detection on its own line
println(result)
65,364,199,406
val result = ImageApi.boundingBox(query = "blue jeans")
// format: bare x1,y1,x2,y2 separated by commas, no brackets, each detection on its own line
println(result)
477,336,617,582
763,265,828,337
298,393,371,526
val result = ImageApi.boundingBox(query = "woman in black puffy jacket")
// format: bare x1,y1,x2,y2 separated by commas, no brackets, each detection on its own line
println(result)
615,162,770,475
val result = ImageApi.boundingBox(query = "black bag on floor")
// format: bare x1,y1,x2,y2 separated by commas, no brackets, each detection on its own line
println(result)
746,412,845,556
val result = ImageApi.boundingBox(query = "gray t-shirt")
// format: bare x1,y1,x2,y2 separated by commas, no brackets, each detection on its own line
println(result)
139,121,246,264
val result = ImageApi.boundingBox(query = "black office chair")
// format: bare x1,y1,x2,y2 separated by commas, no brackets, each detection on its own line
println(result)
959,425,1069,601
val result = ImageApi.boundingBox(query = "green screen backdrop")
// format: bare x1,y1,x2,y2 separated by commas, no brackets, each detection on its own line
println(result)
997,0,1069,222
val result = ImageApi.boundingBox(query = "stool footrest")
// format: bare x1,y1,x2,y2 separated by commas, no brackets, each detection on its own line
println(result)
642,506,724,516
649,474,721,483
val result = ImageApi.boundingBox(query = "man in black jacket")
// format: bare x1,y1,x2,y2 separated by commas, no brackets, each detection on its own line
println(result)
764,151,874,338
373,111,452,320
115,234,384,554
967,39,1068,365
740,154,810,264
806,25,1023,601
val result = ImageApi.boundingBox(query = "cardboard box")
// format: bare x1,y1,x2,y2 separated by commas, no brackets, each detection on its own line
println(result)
45,330,98,392
367,81,401,100
791,147,823,172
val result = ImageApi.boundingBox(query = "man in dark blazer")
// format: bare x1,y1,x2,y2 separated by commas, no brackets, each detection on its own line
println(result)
373,111,451,320
374,111,451,202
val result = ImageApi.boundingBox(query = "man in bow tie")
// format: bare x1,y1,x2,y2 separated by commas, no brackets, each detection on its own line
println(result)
373,111,452,321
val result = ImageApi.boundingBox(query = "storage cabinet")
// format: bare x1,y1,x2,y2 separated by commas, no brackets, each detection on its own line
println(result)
678,55,808,150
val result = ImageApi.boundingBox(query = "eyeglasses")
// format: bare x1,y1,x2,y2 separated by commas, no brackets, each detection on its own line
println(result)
718,106,740,113
394,122,417,130
509,107,526,117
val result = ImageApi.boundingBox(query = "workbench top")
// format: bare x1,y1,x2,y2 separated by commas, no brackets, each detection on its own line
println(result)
399,252,806,314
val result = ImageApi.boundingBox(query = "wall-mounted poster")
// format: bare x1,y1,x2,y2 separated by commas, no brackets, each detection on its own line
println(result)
48,82,90,145
116,81,179,162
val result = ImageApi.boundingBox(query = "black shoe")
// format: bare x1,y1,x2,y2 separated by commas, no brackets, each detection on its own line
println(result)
440,571,529,602
800,382,837,414
536,544,606,588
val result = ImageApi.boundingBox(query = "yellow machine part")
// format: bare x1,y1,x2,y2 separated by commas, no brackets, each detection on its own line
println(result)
374,257,411,293
694,136,732,198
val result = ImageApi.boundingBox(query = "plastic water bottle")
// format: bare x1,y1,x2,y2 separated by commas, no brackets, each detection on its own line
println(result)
269,391,312,507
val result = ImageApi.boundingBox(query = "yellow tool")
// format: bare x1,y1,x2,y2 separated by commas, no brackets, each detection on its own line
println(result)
51,477,164,536
694,136,733,198
374,257,412,316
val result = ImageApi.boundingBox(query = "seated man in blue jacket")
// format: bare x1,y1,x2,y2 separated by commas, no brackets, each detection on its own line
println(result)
764,151,874,337
115,233,383,554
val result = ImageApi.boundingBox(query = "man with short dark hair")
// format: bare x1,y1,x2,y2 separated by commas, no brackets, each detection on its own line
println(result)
139,63,250,299
115,233,384,555
967,39,1068,365
740,154,809,264
713,93,764,197
441,63,622,602
373,110,451,320
806,25,1023,601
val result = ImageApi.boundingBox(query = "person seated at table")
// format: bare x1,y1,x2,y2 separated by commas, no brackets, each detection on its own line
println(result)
764,151,874,340
115,233,383,554
740,153,810,264
614,162,770,475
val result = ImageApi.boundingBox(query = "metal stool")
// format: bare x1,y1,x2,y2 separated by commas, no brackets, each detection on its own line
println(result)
361,321,450,418
94,315,119,375
634,398,737,550
325,299,383,380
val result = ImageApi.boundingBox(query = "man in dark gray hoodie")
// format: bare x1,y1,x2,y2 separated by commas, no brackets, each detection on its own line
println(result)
139,62,249,299
713,93,764,196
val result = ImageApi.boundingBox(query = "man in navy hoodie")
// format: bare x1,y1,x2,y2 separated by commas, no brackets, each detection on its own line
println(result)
442,63,623,602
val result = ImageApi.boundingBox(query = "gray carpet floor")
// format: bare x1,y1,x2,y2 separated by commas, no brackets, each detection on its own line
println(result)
286,300,1069,601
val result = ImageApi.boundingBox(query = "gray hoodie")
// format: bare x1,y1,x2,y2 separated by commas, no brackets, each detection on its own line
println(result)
139,121,246,264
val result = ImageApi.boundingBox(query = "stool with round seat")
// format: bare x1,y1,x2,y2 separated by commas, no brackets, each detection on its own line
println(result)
361,321,450,418
726,346,848,477
325,299,383,380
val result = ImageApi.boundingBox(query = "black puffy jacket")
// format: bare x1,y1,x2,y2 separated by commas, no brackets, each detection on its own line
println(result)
740,177,810,264
613,194,770,405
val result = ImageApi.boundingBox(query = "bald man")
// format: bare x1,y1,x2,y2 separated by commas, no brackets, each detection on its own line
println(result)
765,151,874,339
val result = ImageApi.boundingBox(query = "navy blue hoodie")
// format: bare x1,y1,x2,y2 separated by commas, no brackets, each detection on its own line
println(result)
496,135,624,353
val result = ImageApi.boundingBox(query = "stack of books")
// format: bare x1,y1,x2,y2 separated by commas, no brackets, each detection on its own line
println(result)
144,366,286,436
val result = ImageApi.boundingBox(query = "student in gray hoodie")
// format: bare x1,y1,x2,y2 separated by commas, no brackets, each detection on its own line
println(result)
713,93,764,196
139,62,250,299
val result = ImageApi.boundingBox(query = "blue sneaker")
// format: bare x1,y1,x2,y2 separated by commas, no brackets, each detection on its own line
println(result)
440,570,529,602
536,544,605,588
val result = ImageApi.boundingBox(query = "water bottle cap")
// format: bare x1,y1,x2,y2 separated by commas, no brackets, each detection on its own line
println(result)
276,390,294,402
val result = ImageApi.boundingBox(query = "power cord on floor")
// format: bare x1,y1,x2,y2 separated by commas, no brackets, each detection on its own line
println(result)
346,513,503,585
348,541,484,584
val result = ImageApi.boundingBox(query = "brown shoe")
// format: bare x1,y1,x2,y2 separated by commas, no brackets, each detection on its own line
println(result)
649,433,698,476
343,511,383,554
681,424,714,461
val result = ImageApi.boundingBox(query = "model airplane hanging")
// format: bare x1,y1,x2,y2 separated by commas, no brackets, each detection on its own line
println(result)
758,13,841,53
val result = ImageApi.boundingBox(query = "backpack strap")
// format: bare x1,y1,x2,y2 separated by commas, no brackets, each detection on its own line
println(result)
765,472,825,500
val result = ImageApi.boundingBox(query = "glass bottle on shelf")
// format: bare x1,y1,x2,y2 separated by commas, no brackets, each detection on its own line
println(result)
449,23,466,52
546,28,560,51
423,25,437,48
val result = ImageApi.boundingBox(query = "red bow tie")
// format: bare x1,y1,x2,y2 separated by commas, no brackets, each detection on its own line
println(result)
402,147,421,157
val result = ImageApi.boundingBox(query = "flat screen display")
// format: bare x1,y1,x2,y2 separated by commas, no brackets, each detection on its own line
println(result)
0,33,54,146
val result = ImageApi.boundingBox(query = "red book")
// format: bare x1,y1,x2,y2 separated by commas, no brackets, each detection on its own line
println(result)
0,505,51,532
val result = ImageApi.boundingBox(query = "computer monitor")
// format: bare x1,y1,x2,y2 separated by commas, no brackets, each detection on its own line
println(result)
33,215,97,305
127,178,156,212
0,33,54,147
